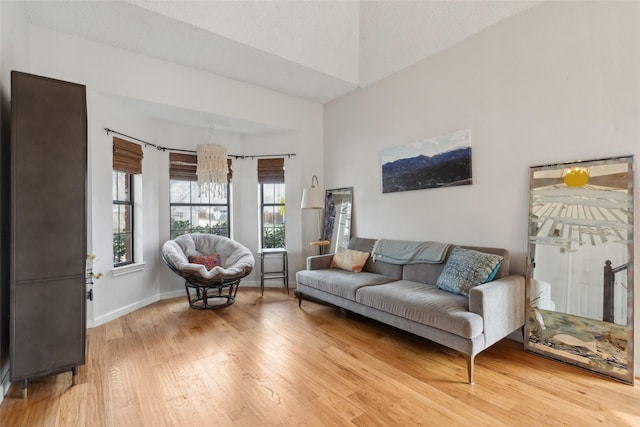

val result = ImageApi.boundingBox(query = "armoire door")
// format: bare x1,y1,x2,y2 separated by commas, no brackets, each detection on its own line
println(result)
10,71,87,392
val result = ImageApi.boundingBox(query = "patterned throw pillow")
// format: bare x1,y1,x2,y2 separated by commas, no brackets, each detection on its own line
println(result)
188,254,222,271
330,247,370,273
436,247,503,296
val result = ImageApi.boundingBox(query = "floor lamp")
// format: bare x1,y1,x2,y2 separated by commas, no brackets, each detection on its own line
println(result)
301,175,329,254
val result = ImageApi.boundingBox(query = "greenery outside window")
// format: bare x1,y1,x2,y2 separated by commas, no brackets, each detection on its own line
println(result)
113,170,134,266
261,183,285,248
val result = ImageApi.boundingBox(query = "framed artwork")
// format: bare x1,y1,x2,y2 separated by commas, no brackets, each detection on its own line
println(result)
381,129,472,193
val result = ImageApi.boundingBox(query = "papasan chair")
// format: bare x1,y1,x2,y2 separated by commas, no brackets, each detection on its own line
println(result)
162,234,255,309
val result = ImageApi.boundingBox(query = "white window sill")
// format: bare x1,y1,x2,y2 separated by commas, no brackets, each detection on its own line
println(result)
112,262,146,277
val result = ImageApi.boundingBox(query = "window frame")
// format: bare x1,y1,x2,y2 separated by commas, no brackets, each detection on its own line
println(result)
169,181,231,239
260,182,286,249
113,170,135,267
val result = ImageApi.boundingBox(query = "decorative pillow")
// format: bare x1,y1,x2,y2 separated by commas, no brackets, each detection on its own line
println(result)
188,254,222,271
330,247,370,273
436,247,504,296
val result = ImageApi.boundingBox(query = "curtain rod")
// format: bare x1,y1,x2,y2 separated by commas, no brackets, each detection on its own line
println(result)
104,128,296,159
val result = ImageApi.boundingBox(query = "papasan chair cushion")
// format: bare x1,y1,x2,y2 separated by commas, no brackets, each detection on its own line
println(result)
162,234,255,308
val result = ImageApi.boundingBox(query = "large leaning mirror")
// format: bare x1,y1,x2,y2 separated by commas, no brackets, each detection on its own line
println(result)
322,187,353,254
525,156,634,384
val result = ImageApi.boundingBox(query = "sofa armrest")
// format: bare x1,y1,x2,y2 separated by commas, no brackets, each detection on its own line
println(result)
469,274,525,347
306,254,334,270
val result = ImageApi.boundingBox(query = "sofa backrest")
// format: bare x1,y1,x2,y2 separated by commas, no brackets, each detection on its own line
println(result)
348,237,510,285
402,245,510,284
348,237,403,280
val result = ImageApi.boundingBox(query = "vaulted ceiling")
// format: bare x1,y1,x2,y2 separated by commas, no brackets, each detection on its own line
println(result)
22,0,540,104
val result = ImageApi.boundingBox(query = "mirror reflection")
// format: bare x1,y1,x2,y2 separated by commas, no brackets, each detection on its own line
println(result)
323,187,353,254
529,157,633,326
525,156,634,384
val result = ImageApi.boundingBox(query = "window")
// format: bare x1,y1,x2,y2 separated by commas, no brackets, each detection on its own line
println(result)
261,183,285,248
258,158,285,248
113,170,134,266
169,153,231,238
170,181,230,238
112,137,143,267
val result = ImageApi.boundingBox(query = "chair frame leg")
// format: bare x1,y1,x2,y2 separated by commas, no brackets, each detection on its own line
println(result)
184,278,241,309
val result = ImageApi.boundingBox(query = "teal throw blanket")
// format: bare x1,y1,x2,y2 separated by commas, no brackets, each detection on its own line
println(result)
372,239,450,264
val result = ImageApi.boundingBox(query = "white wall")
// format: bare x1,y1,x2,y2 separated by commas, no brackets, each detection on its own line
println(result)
21,24,323,325
324,1,640,371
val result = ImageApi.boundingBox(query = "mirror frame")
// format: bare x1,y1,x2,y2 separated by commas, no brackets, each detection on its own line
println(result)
322,187,353,254
524,155,634,384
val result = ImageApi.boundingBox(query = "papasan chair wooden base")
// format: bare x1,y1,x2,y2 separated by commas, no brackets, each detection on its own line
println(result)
162,234,255,310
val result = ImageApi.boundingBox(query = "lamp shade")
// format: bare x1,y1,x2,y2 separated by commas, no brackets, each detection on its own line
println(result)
301,175,324,209
301,187,324,209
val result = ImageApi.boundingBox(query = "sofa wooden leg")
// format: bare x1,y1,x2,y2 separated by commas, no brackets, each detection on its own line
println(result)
297,293,303,307
466,354,475,384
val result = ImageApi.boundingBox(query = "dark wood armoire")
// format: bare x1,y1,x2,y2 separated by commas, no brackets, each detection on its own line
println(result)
10,71,87,397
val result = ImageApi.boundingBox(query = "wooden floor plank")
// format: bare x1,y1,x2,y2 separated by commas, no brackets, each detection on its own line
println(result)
1,288,638,426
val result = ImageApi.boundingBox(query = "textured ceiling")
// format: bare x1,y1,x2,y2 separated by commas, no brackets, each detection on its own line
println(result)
20,0,540,131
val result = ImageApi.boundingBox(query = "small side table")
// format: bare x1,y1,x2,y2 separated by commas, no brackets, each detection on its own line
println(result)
310,240,331,255
258,248,289,296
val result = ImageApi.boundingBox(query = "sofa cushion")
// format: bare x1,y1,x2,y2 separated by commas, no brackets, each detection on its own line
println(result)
296,270,396,300
355,280,484,339
460,245,510,279
188,254,221,270
331,247,370,272
436,247,504,296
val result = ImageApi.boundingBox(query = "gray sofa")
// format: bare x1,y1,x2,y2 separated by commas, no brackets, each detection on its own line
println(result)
295,237,525,384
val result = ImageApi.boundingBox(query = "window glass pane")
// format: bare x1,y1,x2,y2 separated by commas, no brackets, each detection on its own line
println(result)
113,171,134,266
112,205,132,234
122,205,132,234
191,182,210,204
193,205,210,232
263,206,275,226
264,204,284,226
123,173,131,201
113,171,129,201
263,184,275,204
211,185,228,204
123,233,133,262
170,181,191,203
113,233,125,264
274,183,285,203
171,206,191,233
113,205,121,233
114,232,132,264
260,183,286,249
211,207,229,236
112,171,118,200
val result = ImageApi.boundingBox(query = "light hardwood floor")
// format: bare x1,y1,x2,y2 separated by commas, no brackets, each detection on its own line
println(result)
0,288,638,426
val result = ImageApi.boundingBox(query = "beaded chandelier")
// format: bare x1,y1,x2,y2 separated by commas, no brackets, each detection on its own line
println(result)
196,143,227,197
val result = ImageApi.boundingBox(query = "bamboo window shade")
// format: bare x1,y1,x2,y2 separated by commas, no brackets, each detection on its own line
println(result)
257,158,285,184
169,152,233,183
113,137,143,174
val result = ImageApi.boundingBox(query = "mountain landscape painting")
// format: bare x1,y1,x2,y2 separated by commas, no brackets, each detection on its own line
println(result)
381,129,472,193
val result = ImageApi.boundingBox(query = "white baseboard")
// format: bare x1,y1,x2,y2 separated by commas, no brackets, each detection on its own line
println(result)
159,289,184,300
92,294,161,327
89,281,294,328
